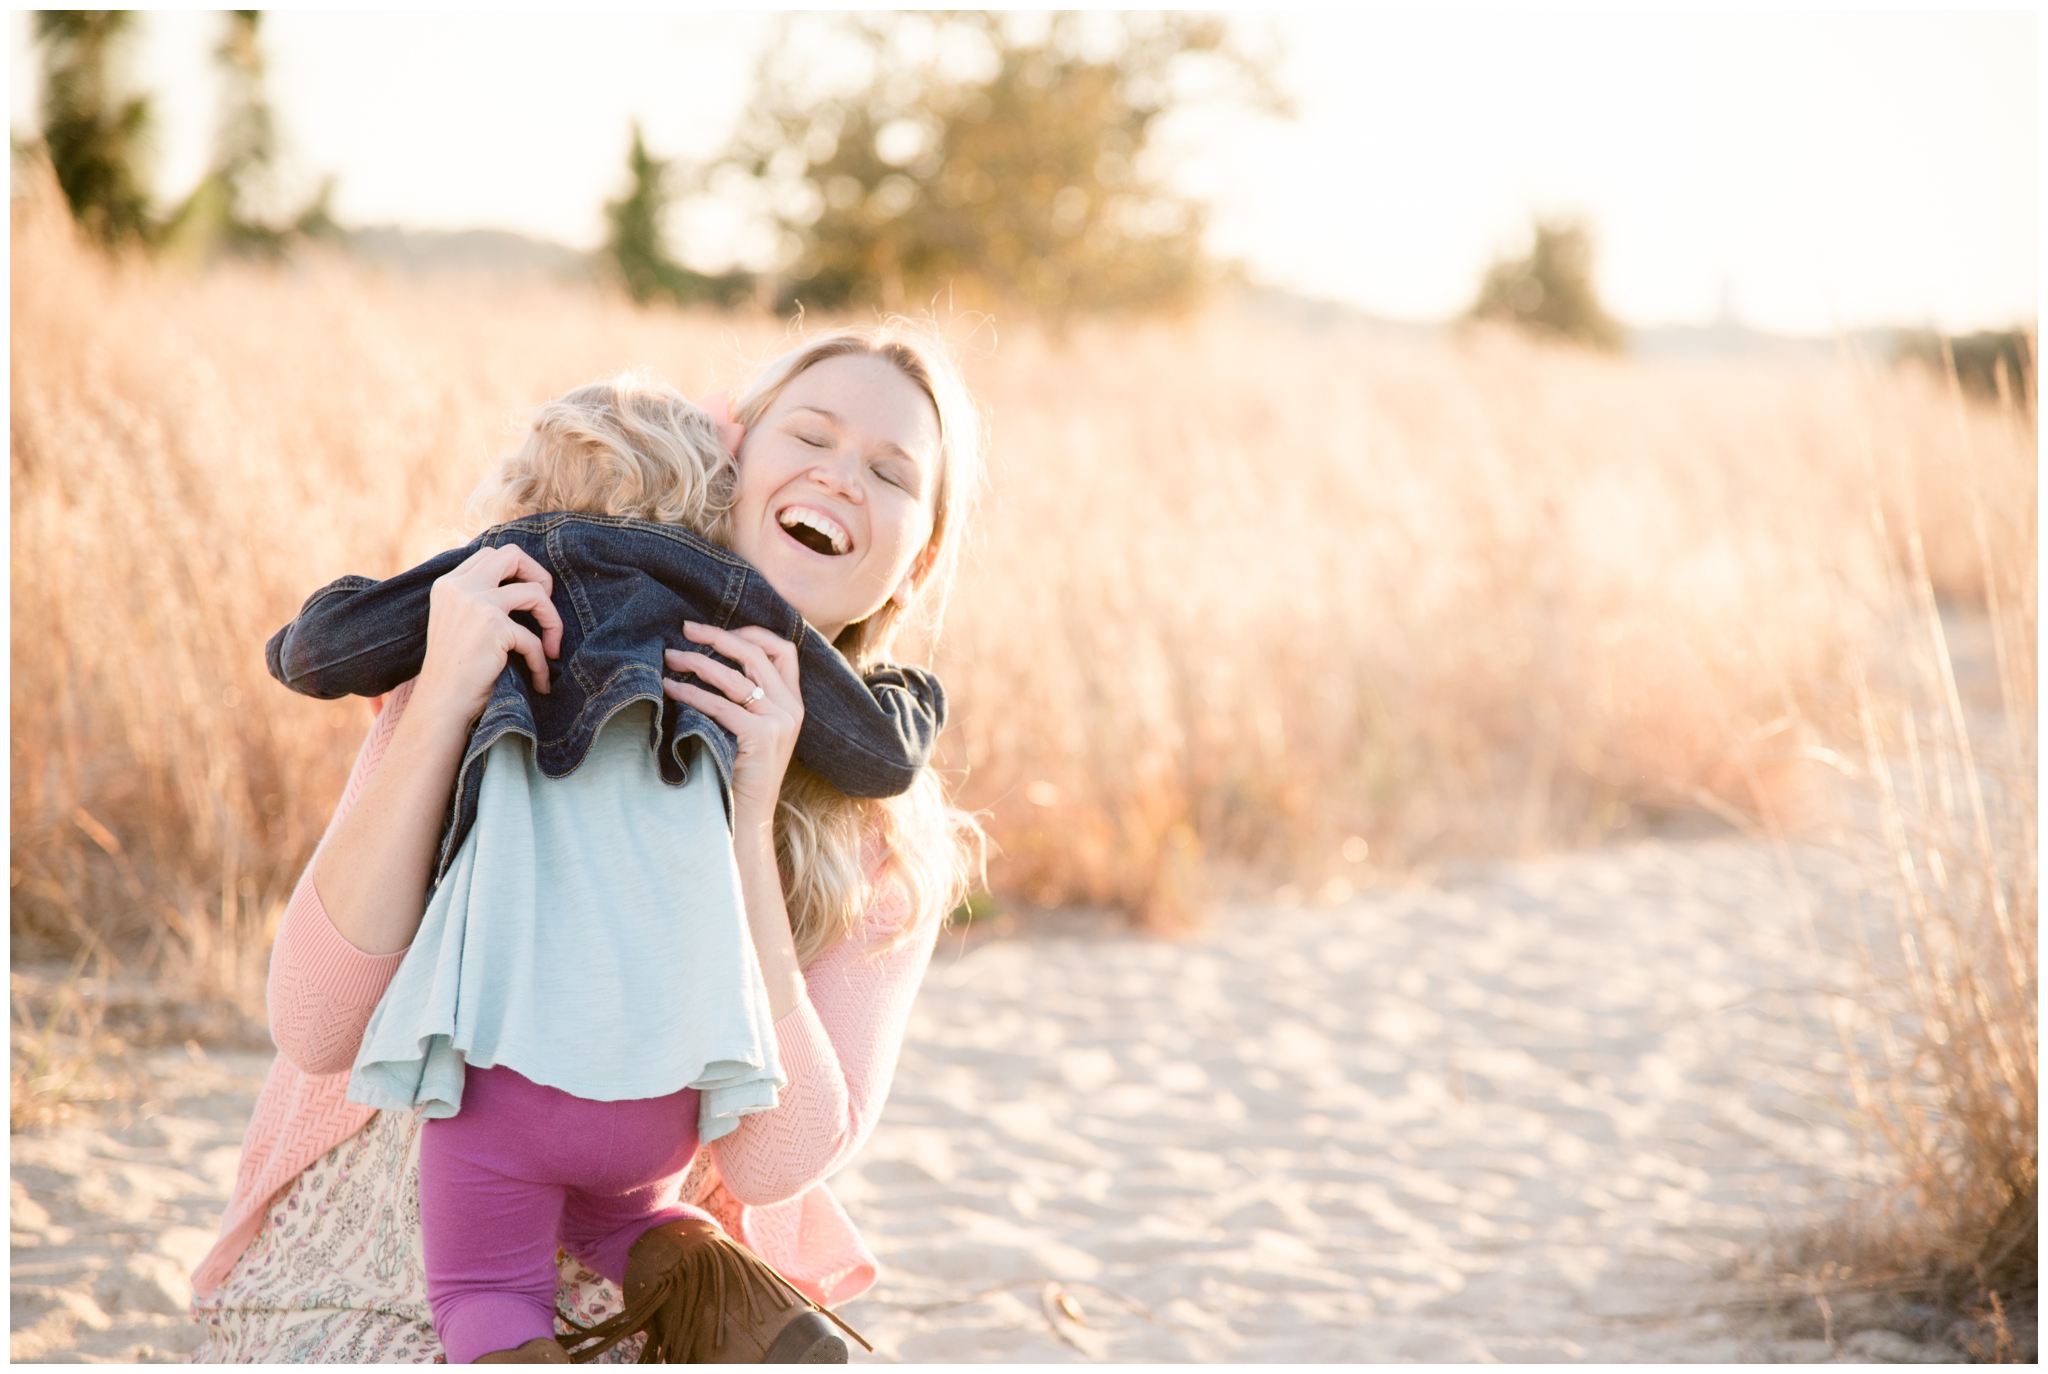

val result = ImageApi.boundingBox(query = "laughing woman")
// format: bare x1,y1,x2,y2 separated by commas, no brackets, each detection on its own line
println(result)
189,324,984,1363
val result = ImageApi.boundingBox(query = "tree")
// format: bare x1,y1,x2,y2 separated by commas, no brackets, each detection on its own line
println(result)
1469,216,1624,352
706,12,1285,316
162,12,335,261
1891,327,2036,408
602,123,749,307
34,11,156,246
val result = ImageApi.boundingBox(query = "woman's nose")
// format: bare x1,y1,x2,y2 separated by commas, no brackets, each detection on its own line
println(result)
807,447,863,501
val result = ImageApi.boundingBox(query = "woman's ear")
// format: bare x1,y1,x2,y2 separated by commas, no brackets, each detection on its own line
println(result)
893,543,939,608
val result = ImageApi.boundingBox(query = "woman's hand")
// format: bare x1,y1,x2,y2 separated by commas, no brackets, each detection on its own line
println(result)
312,545,562,957
411,544,564,725
663,622,803,827
667,623,809,1018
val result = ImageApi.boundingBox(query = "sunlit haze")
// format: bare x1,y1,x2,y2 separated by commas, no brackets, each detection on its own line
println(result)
11,9,2035,334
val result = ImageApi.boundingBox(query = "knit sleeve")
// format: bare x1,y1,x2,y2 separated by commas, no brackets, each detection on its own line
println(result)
265,682,415,1075
708,872,940,1207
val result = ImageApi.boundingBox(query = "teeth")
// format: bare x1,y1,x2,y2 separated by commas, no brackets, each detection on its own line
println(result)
778,506,850,554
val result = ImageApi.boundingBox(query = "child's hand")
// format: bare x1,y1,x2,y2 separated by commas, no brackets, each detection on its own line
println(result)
415,545,564,722
664,622,803,825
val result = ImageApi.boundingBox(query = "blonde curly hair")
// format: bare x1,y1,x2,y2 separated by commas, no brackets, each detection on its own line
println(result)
469,372,735,531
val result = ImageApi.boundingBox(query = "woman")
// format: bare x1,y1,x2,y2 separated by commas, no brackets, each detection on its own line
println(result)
190,325,985,1363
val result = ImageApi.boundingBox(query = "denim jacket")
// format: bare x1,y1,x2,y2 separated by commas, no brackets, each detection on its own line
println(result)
265,512,945,885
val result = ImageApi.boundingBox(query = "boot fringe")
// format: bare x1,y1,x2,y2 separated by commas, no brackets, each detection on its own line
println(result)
560,1226,869,1364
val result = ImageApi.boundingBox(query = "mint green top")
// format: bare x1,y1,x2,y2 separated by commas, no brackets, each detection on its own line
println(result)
348,702,783,1143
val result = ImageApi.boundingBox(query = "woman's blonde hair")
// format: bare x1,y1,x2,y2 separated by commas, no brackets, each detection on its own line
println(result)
729,322,987,963
471,330,985,965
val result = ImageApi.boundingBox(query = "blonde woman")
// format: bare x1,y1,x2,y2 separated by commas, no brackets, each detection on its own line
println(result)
189,326,984,1363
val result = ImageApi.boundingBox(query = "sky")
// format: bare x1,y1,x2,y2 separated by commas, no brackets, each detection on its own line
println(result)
11,8,2037,335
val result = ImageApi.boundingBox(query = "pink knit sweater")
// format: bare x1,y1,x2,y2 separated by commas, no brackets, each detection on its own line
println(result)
191,681,940,1308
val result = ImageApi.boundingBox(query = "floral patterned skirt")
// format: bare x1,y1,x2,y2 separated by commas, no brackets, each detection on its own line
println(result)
189,1108,645,1363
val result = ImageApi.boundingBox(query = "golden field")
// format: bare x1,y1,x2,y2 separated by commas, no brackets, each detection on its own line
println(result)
10,174,2034,1319
14,182,2031,944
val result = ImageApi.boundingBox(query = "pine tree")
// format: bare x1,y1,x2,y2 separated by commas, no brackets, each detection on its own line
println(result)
602,124,747,307
603,125,683,303
162,12,336,261
1469,217,1625,352
35,11,156,246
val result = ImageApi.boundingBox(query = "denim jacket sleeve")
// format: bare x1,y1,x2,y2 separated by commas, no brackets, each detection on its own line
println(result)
265,522,949,800
789,643,948,799
264,543,477,700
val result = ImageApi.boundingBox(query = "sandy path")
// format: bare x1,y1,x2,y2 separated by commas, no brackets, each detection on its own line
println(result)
11,836,1963,1362
830,836,1923,1362
11,1045,273,1363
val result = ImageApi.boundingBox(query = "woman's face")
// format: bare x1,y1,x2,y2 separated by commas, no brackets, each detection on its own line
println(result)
727,352,941,642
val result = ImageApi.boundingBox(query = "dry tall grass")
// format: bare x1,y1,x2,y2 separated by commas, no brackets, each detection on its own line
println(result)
1861,366,2036,1300
13,168,2032,963
1838,617,2038,1355
1755,354,2037,1354
945,314,2031,923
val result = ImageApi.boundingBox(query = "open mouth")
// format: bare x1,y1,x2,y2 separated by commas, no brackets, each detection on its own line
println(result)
777,505,851,556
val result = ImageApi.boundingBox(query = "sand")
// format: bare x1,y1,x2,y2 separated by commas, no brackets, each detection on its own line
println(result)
11,835,1968,1363
11,1043,272,1364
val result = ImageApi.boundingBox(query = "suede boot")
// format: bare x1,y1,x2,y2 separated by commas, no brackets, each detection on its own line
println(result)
561,1217,869,1364
474,1335,571,1363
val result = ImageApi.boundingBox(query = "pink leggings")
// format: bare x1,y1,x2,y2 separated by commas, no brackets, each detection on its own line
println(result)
419,1064,702,1363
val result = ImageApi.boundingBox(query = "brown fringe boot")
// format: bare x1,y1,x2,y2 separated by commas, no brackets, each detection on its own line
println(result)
561,1217,870,1364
